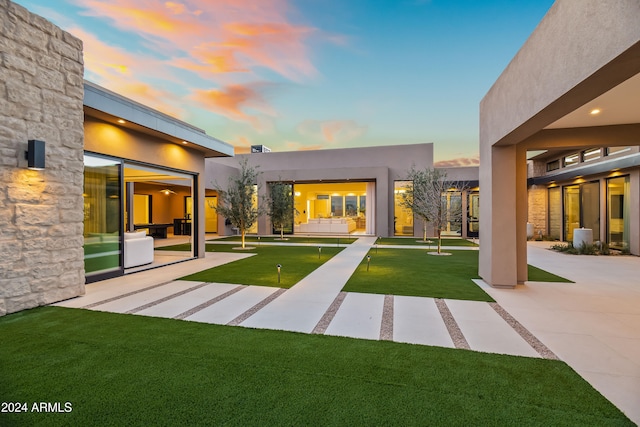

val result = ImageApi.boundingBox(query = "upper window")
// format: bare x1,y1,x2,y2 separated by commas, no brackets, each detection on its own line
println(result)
582,148,601,162
563,153,579,167
546,159,560,172
606,146,631,156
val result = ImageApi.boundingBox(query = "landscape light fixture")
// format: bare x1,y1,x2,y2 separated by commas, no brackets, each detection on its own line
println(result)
318,246,322,259
366,255,371,271
25,139,45,170
276,264,282,284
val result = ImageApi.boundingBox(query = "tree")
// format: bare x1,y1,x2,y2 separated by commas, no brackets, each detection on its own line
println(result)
267,180,298,240
399,167,467,254
214,159,265,249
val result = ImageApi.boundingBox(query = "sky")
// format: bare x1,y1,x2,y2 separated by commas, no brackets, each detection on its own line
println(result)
17,0,555,165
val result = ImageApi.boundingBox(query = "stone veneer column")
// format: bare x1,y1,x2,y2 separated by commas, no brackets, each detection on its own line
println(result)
0,0,85,316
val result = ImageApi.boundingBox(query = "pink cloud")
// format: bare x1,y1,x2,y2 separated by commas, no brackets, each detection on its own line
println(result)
296,120,367,145
190,83,275,128
434,156,480,168
73,0,320,81
70,26,185,118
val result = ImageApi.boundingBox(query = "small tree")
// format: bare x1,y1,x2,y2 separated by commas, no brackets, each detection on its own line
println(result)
214,159,265,249
399,167,467,254
267,180,298,240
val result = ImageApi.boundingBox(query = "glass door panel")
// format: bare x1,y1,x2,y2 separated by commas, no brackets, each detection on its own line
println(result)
563,185,580,242
607,176,630,250
581,181,600,240
83,154,122,278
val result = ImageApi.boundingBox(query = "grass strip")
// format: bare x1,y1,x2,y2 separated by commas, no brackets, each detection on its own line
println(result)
210,236,357,245
528,265,573,283
376,237,478,246
180,245,343,288
343,248,494,301
0,307,632,426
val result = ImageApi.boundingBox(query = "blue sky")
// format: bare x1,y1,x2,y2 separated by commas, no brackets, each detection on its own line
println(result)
16,0,554,164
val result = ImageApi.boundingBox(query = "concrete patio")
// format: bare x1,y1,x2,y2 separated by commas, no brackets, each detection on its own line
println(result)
55,239,640,424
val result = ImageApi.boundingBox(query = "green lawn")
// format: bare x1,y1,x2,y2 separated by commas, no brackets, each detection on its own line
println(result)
0,307,631,426
210,235,357,245
180,245,343,288
343,249,572,301
376,237,478,246
343,249,494,301
528,264,574,283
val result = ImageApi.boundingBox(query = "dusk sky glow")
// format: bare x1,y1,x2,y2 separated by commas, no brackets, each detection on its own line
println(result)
17,0,554,164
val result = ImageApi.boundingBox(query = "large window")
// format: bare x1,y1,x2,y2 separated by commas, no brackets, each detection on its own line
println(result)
83,154,122,279
467,191,479,237
563,185,580,242
394,181,413,236
607,176,630,250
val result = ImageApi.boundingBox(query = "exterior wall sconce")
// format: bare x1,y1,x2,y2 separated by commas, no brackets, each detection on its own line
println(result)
25,139,45,170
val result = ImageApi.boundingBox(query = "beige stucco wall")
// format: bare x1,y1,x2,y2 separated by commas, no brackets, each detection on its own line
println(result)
480,0,640,287
0,0,85,315
207,143,435,237
84,117,208,257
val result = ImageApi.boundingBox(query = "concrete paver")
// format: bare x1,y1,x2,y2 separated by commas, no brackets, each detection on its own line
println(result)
324,292,385,340
187,285,281,325
393,296,453,347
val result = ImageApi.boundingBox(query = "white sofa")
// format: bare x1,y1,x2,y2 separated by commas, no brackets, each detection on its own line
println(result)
298,218,356,234
124,231,154,268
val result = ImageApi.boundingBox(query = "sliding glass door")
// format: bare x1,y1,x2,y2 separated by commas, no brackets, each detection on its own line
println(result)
83,154,123,281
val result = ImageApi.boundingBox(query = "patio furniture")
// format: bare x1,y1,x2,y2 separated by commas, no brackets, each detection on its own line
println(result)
124,231,154,268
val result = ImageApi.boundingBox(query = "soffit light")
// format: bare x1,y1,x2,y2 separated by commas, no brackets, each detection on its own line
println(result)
589,108,601,115
117,119,126,124
160,189,176,195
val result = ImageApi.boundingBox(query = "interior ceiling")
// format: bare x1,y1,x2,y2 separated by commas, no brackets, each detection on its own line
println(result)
545,72,640,129
123,167,188,182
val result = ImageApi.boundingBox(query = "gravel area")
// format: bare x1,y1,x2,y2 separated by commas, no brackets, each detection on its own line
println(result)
226,288,287,326
127,282,211,314
379,295,394,341
489,302,559,360
312,292,347,334
174,285,246,320
435,298,470,349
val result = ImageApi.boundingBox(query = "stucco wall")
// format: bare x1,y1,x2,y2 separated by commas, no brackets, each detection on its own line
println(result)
0,0,85,315
206,144,434,237
84,116,208,257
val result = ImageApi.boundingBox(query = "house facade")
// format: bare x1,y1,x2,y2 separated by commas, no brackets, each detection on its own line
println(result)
206,146,479,239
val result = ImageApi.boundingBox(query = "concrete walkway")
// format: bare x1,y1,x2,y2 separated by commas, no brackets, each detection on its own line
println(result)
54,238,640,423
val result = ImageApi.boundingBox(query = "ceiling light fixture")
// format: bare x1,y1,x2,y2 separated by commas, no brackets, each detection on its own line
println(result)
117,119,126,124
589,108,601,115
182,141,188,144
160,189,176,195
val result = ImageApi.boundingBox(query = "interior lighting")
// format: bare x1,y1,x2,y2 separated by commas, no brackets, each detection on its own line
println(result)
589,108,601,115
25,139,45,170
160,188,176,195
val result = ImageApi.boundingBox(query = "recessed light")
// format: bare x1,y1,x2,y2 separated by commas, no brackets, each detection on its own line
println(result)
182,141,188,144
590,108,601,115
117,119,126,124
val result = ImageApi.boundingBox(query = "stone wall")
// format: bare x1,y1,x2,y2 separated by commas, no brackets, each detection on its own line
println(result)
0,0,84,316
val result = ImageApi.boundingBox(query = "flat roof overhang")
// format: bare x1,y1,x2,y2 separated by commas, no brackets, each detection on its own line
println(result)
83,81,234,158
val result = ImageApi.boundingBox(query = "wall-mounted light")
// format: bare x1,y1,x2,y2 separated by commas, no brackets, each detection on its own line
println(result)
25,139,45,170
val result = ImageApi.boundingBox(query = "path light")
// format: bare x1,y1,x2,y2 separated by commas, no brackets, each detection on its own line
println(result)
318,246,322,259
258,236,261,246
367,255,371,272
277,264,281,284
337,237,340,248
